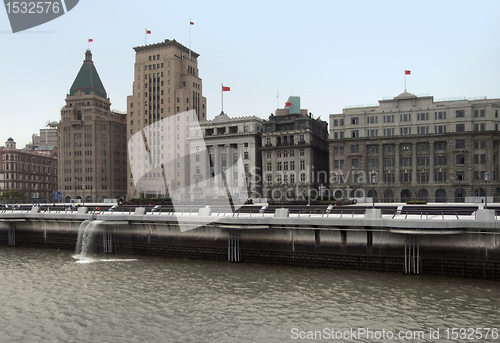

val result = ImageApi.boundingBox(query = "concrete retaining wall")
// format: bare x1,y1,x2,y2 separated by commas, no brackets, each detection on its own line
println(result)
0,219,499,280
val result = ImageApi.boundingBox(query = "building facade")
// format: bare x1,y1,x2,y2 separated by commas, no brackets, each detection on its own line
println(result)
127,39,207,200
0,137,58,202
261,97,329,201
329,92,500,202
188,112,263,201
58,50,128,203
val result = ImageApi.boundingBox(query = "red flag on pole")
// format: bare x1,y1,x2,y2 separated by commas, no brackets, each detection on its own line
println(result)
285,102,291,107
190,21,194,25
222,86,230,91
88,38,93,42
405,70,411,75
146,29,151,34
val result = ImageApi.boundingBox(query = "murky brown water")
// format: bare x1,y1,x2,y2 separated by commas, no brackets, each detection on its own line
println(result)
1,247,499,342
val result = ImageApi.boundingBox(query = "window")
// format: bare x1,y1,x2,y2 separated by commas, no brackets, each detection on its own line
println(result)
417,156,429,166
417,143,429,151
266,162,272,171
367,145,378,154
400,127,411,135
400,156,411,167
400,172,412,183
456,110,465,118
401,143,411,152
351,158,359,169
435,155,447,166
434,111,446,120
384,144,395,153
417,112,428,121
351,117,359,124
351,130,359,138
456,140,465,149
300,160,305,169
417,172,429,183
456,124,465,132
384,157,395,168
384,114,394,123
434,171,447,182
435,142,446,150
400,113,411,122
435,125,446,133
417,126,429,134
351,145,359,153
277,162,282,171
244,152,249,159
383,128,394,136
367,129,377,137
384,173,395,183
456,154,465,165
290,161,295,170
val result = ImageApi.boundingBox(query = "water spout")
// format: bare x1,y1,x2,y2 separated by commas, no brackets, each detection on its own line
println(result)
74,220,103,261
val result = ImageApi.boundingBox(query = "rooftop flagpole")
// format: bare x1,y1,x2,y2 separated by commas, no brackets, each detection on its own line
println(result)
189,20,194,61
404,70,411,91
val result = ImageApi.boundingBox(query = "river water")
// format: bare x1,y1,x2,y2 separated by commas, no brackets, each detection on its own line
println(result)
0,247,499,343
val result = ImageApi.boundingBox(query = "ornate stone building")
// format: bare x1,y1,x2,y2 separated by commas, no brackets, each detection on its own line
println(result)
58,50,127,203
329,92,500,202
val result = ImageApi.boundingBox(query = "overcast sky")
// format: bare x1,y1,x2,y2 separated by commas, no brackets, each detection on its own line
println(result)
1,0,499,146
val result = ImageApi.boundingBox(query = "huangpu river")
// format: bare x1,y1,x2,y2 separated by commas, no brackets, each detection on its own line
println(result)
1,247,499,343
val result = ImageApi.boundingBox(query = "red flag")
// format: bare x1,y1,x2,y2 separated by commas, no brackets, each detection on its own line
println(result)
88,38,93,42
222,86,230,91
146,29,151,34
405,70,411,75
190,21,194,25
285,102,291,107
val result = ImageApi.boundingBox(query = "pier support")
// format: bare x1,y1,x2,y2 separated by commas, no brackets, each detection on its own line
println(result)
228,230,240,262
404,234,420,275
8,223,15,247
103,230,113,254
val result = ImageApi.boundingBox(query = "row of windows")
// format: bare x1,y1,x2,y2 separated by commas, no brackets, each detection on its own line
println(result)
333,140,487,156
333,109,498,127
332,122,495,139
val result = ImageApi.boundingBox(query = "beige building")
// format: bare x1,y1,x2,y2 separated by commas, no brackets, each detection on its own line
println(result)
127,39,207,200
261,96,329,201
0,137,58,202
188,112,263,201
58,50,128,203
329,91,500,202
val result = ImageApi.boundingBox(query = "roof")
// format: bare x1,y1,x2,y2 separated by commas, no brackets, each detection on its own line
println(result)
69,50,107,99
133,39,200,58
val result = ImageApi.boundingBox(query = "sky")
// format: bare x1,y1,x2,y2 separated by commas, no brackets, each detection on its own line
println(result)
1,0,500,146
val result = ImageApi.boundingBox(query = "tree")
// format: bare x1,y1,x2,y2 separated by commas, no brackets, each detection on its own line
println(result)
0,189,27,201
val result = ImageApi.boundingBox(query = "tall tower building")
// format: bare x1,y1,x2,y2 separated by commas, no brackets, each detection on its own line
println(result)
127,39,207,200
58,50,128,203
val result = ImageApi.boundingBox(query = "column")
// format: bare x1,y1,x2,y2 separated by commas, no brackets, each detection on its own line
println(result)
411,142,417,186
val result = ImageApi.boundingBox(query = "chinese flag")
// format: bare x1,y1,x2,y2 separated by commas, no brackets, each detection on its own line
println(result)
190,21,194,25
88,38,93,42
285,102,291,106
146,29,151,34
222,86,230,91
405,70,411,75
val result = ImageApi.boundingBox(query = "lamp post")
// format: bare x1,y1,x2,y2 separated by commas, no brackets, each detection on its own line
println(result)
82,184,85,206
139,183,142,208
485,172,489,209
371,171,376,208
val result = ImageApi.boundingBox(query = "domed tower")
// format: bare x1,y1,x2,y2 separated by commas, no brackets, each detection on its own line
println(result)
5,137,16,149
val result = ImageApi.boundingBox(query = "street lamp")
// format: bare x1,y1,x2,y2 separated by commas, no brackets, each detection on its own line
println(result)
485,172,489,209
139,183,142,207
371,171,377,208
